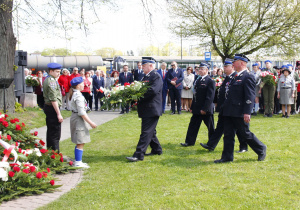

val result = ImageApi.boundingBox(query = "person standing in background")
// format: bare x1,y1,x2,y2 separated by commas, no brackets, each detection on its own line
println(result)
181,67,194,112
58,68,70,110
35,71,46,109
133,61,144,81
157,62,169,113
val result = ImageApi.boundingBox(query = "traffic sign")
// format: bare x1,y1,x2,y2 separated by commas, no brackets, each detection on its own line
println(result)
205,52,211,61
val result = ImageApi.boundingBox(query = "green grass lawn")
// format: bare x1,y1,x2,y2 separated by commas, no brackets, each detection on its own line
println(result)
8,107,72,130
41,111,300,209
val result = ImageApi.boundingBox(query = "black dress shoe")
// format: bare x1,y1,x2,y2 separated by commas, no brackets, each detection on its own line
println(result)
268,114,273,117
178,111,181,115
180,143,194,147
145,152,162,156
258,146,267,161
214,159,233,163
263,114,268,117
236,149,248,153
200,143,214,151
119,111,124,114
126,157,142,162
170,112,175,115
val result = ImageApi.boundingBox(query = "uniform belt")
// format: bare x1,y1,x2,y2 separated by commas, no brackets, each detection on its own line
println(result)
282,87,291,89
72,111,78,113
45,103,52,106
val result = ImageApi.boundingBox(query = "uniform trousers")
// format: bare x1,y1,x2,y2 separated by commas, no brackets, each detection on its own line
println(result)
263,84,275,114
185,114,215,145
169,88,182,113
274,90,281,114
206,113,248,151
222,116,266,161
162,88,168,113
44,105,61,153
133,116,162,160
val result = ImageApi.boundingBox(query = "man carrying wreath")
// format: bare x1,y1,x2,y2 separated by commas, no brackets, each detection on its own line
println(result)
126,57,163,162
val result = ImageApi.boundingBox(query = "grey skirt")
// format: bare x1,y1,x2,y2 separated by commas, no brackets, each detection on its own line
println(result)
255,85,261,97
70,113,91,144
279,88,294,105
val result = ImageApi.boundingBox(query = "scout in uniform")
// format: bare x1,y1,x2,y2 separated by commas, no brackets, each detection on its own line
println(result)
261,60,277,117
43,63,63,152
69,77,97,168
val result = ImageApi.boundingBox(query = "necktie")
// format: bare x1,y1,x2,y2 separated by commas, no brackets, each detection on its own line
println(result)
125,73,127,79
163,70,165,79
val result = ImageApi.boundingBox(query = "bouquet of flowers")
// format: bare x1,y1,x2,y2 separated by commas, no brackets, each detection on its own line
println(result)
259,71,276,87
101,81,149,110
213,76,223,90
25,75,39,87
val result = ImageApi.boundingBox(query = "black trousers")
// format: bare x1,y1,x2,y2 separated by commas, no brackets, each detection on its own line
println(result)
44,105,61,153
82,92,93,110
185,114,215,145
169,88,182,113
121,104,129,113
206,113,248,150
133,116,162,160
37,94,45,109
274,90,281,114
222,116,266,161
94,92,104,110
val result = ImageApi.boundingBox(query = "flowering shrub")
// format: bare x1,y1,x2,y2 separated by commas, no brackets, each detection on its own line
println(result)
101,81,149,110
0,113,77,202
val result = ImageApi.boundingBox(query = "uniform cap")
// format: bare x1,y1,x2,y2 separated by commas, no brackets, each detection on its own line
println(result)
47,62,62,69
252,63,259,67
199,62,209,68
224,58,233,66
233,54,250,63
70,77,84,86
281,65,288,69
142,57,156,64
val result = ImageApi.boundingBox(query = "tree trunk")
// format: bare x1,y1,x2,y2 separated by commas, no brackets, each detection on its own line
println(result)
0,0,17,113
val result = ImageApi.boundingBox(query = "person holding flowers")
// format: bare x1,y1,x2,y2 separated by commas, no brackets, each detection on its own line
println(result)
126,57,163,162
261,60,277,117
69,77,97,168
277,66,295,118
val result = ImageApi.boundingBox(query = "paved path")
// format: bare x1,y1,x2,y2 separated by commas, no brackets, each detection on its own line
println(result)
0,110,120,210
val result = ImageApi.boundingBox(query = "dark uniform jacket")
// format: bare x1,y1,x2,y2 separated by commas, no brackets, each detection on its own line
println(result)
216,72,237,113
166,68,184,89
191,75,215,115
137,70,163,118
133,69,144,81
223,70,256,117
119,72,133,85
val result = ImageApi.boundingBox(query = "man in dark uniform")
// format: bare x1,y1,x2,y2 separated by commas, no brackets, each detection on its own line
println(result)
43,63,63,153
167,61,184,114
200,59,248,152
180,63,215,147
215,54,267,163
126,57,163,162
119,65,133,114
133,61,144,81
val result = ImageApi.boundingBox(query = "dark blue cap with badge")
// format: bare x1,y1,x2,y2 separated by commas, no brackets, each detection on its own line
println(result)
233,54,250,63
70,77,84,86
224,58,233,66
252,63,259,67
265,60,272,64
287,64,293,67
47,62,62,69
142,57,156,65
199,62,209,68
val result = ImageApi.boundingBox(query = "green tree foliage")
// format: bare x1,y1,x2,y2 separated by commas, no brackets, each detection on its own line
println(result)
41,48,71,56
94,47,123,57
169,0,300,61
